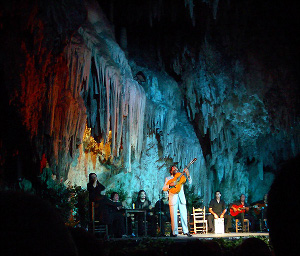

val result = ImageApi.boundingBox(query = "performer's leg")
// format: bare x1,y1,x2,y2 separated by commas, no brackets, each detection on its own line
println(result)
160,215,166,235
240,212,245,231
225,214,232,232
169,203,179,235
178,202,189,234
207,214,214,232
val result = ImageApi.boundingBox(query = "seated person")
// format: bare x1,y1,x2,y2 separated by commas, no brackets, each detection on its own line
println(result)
229,194,255,232
207,191,232,233
252,193,268,231
94,189,125,238
110,192,123,209
134,190,156,236
154,190,171,236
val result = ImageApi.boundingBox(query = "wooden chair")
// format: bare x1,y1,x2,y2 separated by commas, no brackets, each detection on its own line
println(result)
91,202,109,238
235,219,249,233
192,207,208,234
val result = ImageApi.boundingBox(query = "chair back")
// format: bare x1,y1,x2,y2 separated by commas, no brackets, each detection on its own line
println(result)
91,202,108,238
192,206,208,234
193,206,206,221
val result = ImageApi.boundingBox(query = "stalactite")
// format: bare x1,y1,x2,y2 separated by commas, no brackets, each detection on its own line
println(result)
184,0,195,24
72,3,147,173
182,39,299,202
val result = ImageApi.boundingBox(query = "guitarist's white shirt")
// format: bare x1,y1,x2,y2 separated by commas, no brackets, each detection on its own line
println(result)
163,176,192,206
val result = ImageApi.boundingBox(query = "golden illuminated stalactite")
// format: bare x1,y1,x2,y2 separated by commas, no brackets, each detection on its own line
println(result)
82,124,113,167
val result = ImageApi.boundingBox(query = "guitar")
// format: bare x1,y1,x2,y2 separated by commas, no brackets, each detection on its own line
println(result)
166,158,197,194
252,203,267,215
230,204,248,217
230,204,260,217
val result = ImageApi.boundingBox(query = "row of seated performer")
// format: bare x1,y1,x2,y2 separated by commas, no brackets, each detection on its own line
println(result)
207,191,268,233
87,172,268,237
87,173,170,238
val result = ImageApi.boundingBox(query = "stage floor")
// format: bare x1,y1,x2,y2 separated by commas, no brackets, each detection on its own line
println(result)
173,232,269,239
113,232,269,241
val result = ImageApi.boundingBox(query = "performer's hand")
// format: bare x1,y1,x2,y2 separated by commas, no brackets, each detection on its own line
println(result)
169,182,175,187
184,168,190,176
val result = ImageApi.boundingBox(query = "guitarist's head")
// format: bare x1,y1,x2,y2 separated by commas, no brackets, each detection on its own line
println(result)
169,166,179,176
240,194,246,202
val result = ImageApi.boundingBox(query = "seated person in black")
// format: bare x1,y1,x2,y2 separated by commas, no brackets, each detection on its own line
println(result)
94,190,125,238
154,190,170,236
110,192,126,237
110,192,123,208
207,191,232,233
229,194,255,232
134,190,156,236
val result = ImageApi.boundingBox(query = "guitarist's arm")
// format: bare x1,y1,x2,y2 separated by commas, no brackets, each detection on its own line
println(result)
185,168,192,185
244,202,250,212
163,177,174,191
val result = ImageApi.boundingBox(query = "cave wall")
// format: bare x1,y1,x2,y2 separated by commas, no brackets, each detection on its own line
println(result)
1,0,299,206
181,41,299,202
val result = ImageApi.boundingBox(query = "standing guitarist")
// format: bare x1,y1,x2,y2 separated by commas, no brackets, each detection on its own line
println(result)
163,165,192,237
230,194,254,232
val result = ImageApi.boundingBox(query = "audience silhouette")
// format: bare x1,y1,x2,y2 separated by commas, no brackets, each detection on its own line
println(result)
0,191,78,256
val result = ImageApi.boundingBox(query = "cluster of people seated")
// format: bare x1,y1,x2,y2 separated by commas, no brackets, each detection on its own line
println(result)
207,191,268,233
87,172,268,238
87,173,170,238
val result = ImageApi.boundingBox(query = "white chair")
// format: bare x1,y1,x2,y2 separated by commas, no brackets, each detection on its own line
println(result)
192,207,208,234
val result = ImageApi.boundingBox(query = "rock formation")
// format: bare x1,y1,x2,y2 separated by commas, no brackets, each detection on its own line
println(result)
1,0,299,205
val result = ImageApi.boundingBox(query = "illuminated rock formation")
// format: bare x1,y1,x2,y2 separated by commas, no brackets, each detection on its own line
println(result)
1,0,299,206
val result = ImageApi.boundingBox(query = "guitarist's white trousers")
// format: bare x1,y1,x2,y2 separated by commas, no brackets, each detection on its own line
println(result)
169,199,189,235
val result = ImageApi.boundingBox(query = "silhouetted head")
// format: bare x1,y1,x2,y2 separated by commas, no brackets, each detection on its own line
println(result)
268,155,300,256
235,237,271,256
